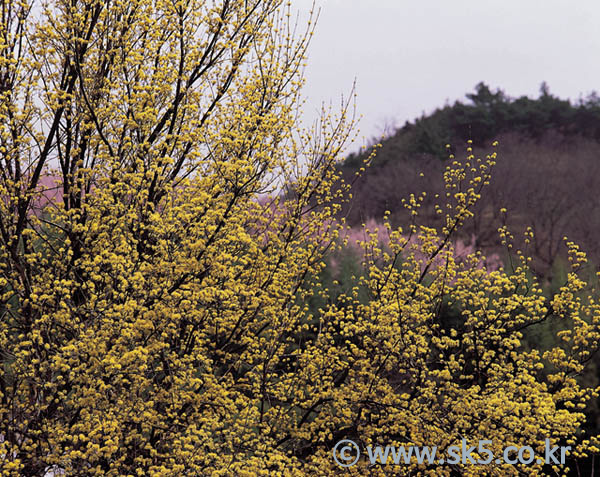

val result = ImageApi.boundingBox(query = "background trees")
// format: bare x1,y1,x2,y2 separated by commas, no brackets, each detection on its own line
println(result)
1,1,600,476
340,84,600,283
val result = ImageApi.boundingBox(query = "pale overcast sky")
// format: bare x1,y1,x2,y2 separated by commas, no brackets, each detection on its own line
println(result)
295,0,600,148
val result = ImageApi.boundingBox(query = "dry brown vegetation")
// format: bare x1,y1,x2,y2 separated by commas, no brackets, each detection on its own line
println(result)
340,130,600,283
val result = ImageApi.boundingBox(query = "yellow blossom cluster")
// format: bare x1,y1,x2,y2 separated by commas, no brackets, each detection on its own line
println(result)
0,1,599,476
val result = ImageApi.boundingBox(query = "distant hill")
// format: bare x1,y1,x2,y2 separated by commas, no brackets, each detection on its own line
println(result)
345,82,600,166
338,83,600,281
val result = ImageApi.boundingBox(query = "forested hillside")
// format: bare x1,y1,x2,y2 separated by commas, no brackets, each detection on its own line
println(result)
339,83,600,282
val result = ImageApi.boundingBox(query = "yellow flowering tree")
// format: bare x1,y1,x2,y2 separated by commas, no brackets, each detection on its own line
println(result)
0,1,599,476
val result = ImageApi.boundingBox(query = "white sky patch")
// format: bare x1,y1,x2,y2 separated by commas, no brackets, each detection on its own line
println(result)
293,0,600,149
